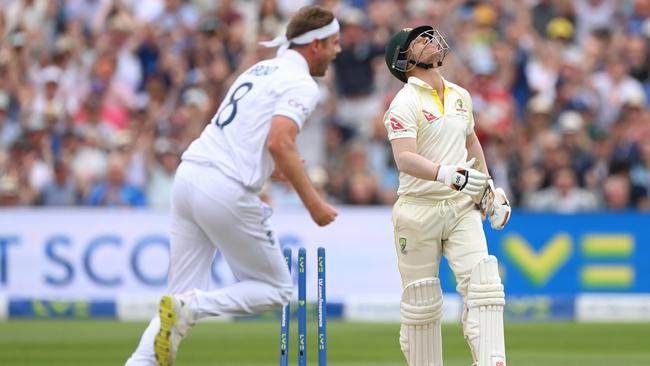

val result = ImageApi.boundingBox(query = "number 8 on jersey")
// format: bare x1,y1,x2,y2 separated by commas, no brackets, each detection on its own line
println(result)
214,82,253,128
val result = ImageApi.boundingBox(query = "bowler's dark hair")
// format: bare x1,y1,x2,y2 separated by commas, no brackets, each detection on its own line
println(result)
286,5,335,41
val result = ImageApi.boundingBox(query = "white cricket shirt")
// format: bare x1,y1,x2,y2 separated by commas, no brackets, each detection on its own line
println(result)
384,76,475,199
182,50,319,192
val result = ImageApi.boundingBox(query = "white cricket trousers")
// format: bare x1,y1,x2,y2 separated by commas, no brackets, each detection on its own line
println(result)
125,161,293,365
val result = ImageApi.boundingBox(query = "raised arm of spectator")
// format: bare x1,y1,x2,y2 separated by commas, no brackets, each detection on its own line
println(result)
91,0,114,36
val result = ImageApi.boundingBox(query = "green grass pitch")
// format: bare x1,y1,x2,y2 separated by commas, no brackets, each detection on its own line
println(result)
1,320,649,365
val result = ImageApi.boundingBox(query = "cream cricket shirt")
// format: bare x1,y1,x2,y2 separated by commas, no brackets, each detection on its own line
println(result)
384,76,475,200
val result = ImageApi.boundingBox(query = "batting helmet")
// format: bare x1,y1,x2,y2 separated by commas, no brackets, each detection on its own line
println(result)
384,26,449,83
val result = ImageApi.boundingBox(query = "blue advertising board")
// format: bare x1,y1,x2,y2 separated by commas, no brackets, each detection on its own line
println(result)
1,208,649,321
439,211,650,296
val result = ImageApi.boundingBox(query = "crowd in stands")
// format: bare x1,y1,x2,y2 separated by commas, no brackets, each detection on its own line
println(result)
0,0,649,212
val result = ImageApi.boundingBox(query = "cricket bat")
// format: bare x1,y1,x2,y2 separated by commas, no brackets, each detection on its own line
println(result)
470,159,495,220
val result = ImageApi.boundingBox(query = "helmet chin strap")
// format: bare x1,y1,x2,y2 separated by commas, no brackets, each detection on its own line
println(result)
408,59,443,69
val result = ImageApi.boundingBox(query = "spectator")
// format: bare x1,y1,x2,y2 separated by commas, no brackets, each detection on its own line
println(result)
584,133,614,190
157,0,200,32
87,154,146,206
38,160,80,206
339,143,380,205
147,137,180,210
574,0,617,44
31,65,76,127
21,140,53,203
0,175,20,206
0,1,648,211
257,0,285,38
367,111,398,204
530,0,557,37
332,8,384,141
603,174,632,210
524,95,554,142
82,53,134,130
631,140,650,198
71,128,108,189
557,110,592,182
524,166,599,213
592,55,646,129
73,95,117,150
0,91,20,150
608,159,650,210
343,172,381,205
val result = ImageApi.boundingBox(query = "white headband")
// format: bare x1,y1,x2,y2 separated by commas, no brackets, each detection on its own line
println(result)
259,19,340,49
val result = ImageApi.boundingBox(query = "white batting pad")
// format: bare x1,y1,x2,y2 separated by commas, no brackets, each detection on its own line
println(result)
399,278,443,366
464,256,506,366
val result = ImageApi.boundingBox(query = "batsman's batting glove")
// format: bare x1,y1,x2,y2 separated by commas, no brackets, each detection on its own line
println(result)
488,186,511,230
436,158,488,197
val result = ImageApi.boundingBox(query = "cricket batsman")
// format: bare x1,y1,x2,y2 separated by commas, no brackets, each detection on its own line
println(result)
383,25,511,366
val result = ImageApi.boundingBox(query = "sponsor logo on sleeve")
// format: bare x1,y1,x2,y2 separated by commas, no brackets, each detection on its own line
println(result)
288,99,310,117
390,117,406,131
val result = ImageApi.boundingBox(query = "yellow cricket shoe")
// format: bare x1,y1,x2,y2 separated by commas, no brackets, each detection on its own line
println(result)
154,292,196,366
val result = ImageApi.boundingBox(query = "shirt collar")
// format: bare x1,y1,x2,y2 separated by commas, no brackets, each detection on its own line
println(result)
407,76,453,92
278,49,310,73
